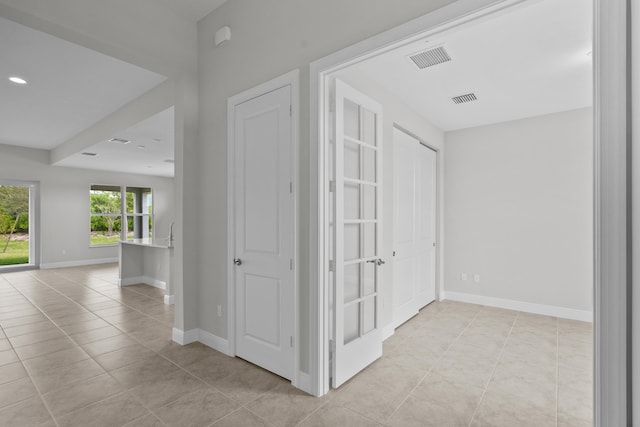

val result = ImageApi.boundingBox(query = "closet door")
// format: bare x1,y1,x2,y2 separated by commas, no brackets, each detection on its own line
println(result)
392,128,437,329
392,128,418,327
415,146,437,307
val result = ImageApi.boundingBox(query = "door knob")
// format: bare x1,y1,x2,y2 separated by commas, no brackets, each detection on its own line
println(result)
233,258,242,266
376,259,385,266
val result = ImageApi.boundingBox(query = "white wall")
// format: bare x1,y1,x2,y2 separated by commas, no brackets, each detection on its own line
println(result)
0,144,174,268
197,0,457,376
336,70,445,333
444,108,593,317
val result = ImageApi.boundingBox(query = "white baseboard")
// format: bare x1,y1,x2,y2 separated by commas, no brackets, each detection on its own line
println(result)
198,329,231,356
164,295,175,305
40,257,118,270
171,328,230,355
119,276,166,289
442,291,593,322
382,324,395,341
294,372,313,395
172,328,199,345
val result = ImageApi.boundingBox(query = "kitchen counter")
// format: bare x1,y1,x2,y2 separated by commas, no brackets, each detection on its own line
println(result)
118,238,174,304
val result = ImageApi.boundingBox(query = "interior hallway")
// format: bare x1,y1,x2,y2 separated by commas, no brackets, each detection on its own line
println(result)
0,265,592,426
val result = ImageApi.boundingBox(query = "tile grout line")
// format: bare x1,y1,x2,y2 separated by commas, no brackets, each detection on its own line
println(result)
2,268,274,426
0,282,61,427
467,309,520,427
2,271,177,425
384,304,484,424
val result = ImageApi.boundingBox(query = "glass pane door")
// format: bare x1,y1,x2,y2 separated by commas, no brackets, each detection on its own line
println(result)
332,79,384,388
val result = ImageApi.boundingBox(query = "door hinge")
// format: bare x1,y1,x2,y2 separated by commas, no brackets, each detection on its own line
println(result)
290,181,293,194
289,105,292,116
329,339,336,352
329,260,335,272
329,181,336,193
290,336,294,347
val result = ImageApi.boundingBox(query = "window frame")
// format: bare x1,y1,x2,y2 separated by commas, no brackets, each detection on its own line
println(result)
89,185,154,247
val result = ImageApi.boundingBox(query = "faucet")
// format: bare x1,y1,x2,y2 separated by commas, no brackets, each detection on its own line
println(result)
169,221,175,245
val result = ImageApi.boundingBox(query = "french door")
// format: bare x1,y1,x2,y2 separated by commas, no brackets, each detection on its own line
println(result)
331,79,384,388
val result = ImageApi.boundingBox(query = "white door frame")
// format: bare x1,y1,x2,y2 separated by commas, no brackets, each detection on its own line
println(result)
227,69,301,386
310,1,629,425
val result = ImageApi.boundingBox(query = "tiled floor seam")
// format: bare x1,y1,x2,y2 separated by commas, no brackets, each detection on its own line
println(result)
384,305,484,425
467,310,520,426
2,273,180,426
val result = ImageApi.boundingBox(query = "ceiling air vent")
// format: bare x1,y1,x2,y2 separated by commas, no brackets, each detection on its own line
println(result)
409,46,452,69
81,152,97,156
108,137,131,144
451,93,478,105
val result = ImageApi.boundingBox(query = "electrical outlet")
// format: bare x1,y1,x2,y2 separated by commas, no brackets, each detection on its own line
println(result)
461,273,468,281
217,305,222,317
474,274,480,283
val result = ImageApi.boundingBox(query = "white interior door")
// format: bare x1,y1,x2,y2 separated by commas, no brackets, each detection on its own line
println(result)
332,79,383,388
392,128,436,329
416,144,437,307
233,85,294,380
392,129,418,326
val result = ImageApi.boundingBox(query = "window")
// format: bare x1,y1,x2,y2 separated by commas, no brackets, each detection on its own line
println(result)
90,185,153,246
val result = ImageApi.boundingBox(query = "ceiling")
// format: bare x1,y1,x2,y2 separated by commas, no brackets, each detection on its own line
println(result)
0,0,591,179
345,0,592,131
55,107,175,178
156,0,227,22
0,0,230,178
0,15,167,151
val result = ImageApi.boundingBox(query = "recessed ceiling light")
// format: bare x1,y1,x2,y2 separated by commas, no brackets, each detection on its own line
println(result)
164,159,175,164
137,145,145,149
8,76,27,85
81,152,97,156
108,137,131,144
153,138,162,142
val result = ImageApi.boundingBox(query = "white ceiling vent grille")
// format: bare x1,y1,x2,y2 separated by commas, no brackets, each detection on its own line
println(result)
451,93,478,104
409,46,452,69
108,137,130,144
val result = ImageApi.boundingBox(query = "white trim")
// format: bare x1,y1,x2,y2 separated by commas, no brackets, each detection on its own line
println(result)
310,0,540,397
119,276,166,289
171,327,231,355
198,328,231,356
594,0,629,425
40,257,118,270
442,291,593,323
227,69,302,388
382,324,395,341
171,328,198,345
163,295,175,305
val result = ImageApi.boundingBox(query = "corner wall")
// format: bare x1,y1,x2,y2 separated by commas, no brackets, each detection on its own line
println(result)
443,108,593,319
0,144,174,268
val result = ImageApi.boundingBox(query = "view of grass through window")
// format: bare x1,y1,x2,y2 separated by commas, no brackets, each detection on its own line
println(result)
90,185,153,246
0,185,29,266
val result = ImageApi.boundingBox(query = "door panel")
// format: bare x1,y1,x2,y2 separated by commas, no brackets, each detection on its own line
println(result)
234,85,294,380
416,146,437,306
392,128,437,329
332,79,383,388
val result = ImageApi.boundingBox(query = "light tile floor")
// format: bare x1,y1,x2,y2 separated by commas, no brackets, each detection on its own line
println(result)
0,264,592,426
